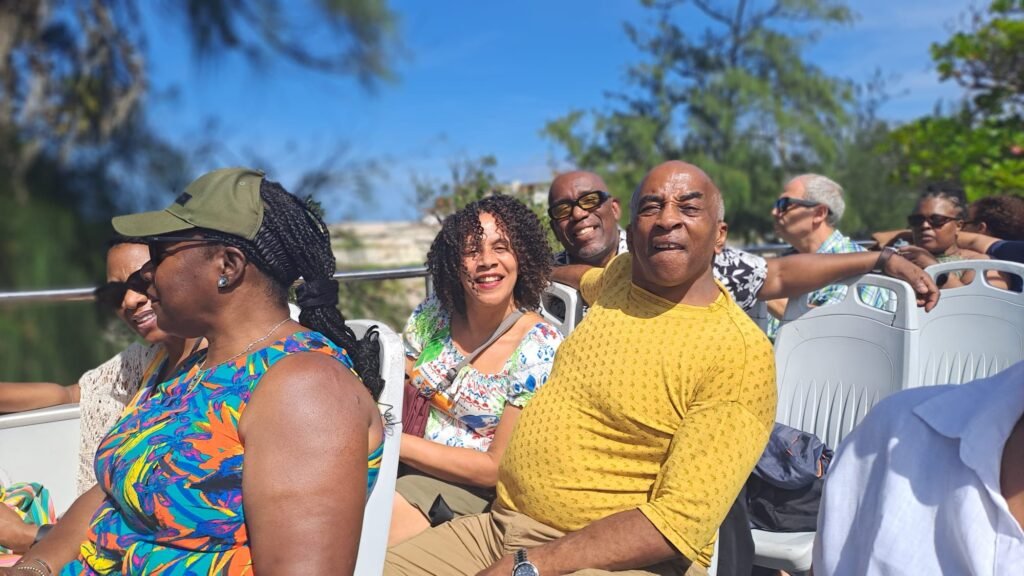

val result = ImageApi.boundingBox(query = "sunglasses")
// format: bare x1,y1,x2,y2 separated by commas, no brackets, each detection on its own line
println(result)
907,213,960,229
94,269,150,311
773,197,822,214
548,190,612,221
146,235,221,266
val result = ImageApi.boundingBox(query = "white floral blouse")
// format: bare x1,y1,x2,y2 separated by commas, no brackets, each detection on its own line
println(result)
403,296,563,451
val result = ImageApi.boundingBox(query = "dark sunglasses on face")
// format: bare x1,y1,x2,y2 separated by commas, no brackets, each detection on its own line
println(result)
773,197,822,214
907,213,960,229
94,269,151,311
146,235,221,266
548,190,612,221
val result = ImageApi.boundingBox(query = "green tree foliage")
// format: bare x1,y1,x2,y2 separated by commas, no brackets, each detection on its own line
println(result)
0,0,398,381
412,155,560,251
544,0,857,240
890,0,1024,200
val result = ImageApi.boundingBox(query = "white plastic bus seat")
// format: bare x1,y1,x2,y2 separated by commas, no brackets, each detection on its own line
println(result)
348,319,404,576
539,282,584,338
753,274,919,574
746,300,772,335
918,260,1024,386
0,404,81,515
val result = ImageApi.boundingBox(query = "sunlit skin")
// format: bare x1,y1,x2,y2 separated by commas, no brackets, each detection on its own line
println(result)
459,212,519,315
109,243,176,344
548,171,622,267
910,197,962,257
771,176,832,253
142,235,223,340
627,161,727,305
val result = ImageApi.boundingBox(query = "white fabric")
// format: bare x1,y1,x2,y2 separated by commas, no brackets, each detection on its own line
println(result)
76,342,159,495
814,361,1024,575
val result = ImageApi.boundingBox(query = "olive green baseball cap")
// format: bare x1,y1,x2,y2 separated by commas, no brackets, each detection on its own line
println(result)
112,167,266,240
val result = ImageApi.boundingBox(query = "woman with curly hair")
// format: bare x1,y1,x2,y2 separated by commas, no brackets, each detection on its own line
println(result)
389,194,563,546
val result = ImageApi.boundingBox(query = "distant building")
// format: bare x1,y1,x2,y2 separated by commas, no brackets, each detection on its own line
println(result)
329,220,440,268
330,180,550,269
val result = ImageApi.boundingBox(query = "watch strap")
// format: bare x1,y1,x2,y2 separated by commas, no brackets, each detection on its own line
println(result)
873,246,898,274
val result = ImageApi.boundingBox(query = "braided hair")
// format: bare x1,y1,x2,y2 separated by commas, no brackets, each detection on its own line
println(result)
427,194,553,317
920,182,968,219
198,179,383,400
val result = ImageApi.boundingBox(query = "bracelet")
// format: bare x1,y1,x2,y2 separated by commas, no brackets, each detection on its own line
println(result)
12,558,52,576
33,524,55,547
872,246,898,274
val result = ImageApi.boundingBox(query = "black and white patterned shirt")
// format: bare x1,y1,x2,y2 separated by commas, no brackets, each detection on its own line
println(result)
553,228,768,311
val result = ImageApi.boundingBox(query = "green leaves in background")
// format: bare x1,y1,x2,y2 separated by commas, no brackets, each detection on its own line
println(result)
890,0,1024,200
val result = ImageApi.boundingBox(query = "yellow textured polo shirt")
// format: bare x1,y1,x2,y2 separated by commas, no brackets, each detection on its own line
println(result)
496,253,776,567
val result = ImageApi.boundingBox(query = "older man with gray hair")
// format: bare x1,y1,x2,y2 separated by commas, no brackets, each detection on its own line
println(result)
767,173,889,337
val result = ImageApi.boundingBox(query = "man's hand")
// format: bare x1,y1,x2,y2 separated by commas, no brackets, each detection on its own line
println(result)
883,252,940,312
894,245,939,269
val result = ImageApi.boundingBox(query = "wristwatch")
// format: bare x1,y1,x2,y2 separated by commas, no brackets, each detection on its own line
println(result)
512,549,540,576
872,246,898,273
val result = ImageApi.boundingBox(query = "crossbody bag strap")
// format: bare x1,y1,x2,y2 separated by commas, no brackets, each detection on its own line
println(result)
444,310,526,383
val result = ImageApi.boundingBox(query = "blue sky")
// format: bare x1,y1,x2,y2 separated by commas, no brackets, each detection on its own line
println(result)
141,0,973,221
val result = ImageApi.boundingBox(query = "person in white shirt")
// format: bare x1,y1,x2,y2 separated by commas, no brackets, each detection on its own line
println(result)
814,360,1024,575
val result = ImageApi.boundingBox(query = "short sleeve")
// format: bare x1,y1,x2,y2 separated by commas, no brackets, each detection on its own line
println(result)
637,325,775,563
504,322,564,408
713,247,768,311
402,296,446,360
581,250,626,303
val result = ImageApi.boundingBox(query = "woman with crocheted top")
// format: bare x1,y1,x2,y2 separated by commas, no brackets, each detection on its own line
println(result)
0,239,201,557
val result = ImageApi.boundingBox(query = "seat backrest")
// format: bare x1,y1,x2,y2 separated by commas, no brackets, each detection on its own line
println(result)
746,300,772,335
775,274,919,448
0,404,81,514
539,281,584,337
918,260,1024,386
347,319,404,576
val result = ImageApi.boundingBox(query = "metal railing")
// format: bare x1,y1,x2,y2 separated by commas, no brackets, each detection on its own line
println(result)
0,240,879,305
0,266,430,305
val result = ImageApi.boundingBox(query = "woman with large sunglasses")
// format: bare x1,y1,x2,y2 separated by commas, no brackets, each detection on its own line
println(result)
0,238,201,559
899,185,999,288
389,195,563,546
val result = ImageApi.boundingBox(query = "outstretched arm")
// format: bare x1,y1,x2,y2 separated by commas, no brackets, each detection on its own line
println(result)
551,264,594,292
956,231,1001,255
760,252,939,312
0,382,79,414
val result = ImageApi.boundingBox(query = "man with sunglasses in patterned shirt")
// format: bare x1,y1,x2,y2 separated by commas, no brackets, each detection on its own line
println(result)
547,171,920,320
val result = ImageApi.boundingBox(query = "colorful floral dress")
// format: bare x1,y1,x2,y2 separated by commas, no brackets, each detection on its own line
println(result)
404,297,563,451
62,331,383,576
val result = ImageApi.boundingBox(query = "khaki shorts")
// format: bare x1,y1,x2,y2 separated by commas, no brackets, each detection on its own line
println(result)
396,473,494,524
385,505,706,576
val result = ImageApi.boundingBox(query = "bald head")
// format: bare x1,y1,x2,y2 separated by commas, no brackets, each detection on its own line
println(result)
631,161,725,222
548,171,609,204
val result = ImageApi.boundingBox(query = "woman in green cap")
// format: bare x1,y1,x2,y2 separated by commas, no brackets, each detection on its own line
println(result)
13,168,385,576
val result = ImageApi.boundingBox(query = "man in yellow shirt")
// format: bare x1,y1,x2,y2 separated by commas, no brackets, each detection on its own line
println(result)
386,161,776,576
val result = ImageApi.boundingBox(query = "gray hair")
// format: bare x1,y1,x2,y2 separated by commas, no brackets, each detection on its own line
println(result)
792,174,845,226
